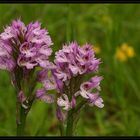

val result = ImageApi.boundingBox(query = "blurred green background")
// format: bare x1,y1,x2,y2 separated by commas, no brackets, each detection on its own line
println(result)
0,4,140,136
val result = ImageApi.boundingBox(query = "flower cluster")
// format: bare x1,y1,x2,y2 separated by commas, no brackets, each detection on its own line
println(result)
0,19,54,107
0,19,104,136
0,19,53,71
51,42,104,111
54,42,100,82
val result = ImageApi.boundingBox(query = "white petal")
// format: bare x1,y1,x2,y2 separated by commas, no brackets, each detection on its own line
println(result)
80,89,89,99
80,85,90,99
57,97,66,106
57,94,71,111
63,94,69,101
94,98,104,108
74,91,80,97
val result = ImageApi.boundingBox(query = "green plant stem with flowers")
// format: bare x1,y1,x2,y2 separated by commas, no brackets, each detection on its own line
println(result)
0,18,104,137
14,68,36,136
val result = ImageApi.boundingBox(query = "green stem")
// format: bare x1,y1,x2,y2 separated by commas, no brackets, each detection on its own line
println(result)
59,122,65,136
66,109,74,136
73,99,87,114
16,104,27,136
16,95,34,136
65,99,87,136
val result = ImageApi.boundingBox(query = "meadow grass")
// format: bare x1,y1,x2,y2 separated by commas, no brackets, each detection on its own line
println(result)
0,4,140,136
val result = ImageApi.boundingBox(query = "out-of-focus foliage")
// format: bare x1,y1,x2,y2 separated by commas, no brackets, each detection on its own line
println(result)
0,4,140,136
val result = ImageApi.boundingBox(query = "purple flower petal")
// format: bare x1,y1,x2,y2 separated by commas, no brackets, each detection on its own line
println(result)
71,96,76,108
17,90,26,103
56,107,65,121
36,88,54,103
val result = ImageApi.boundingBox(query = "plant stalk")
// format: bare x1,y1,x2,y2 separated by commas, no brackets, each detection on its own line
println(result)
16,103,27,136
59,122,65,136
65,99,87,136
66,109,74,136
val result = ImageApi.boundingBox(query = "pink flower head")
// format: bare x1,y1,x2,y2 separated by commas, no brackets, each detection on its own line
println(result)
53,42,101,82
53,42,103,110
0,19,53,71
